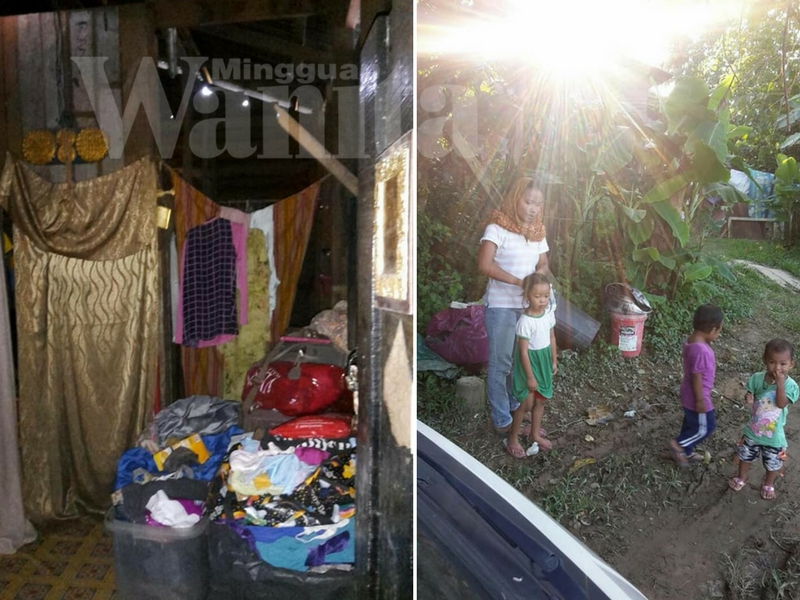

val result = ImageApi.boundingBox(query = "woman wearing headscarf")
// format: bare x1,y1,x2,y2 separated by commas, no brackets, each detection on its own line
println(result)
478,176,551,434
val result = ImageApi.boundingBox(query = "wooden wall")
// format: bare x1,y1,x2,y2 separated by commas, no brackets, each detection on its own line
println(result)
0,4,155,179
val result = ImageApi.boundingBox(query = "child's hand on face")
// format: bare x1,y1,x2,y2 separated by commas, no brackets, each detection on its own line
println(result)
767,366,787,386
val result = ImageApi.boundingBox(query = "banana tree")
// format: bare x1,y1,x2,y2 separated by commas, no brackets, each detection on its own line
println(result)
772,153,800,244
603,77,749,297
565,122,637,277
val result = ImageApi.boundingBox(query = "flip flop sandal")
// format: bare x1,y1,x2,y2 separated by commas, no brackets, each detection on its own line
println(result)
761,482,776,500
502,438,526,459
728,477,747,492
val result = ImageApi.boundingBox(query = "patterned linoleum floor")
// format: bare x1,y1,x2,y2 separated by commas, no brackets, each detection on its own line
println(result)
0,515,116,600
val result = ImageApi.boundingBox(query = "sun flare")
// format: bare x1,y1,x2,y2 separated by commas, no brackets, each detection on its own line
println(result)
419,0,744,77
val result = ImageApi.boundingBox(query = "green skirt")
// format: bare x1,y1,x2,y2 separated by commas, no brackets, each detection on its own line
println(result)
511,345,553,401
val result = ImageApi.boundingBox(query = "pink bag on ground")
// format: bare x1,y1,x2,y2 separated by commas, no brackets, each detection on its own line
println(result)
424,305,489,368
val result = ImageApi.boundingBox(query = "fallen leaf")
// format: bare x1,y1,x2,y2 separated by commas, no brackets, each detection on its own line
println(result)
586,405,614,426
568,458,596,475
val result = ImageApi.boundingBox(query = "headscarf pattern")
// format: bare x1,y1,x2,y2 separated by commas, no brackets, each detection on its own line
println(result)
487,177,546,242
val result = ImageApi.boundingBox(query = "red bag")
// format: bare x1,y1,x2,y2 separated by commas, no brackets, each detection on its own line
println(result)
269,415,352,439
425,304,489,368
242,361,346,416
241,337,348,419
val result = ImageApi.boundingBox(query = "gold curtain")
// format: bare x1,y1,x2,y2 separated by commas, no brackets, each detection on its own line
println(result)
0,154,160,519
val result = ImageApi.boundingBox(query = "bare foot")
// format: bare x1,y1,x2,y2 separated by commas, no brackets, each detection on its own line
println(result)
668,439,688,467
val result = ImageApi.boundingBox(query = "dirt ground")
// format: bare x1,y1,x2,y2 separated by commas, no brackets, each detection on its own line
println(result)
445,274,800,599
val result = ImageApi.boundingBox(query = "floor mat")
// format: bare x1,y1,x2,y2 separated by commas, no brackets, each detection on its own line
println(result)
0,515,115,600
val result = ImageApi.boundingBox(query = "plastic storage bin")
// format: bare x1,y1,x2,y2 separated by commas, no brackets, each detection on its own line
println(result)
105,510,209,600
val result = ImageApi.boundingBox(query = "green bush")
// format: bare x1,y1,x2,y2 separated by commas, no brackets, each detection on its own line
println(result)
418,213,468,333
645,266,763,358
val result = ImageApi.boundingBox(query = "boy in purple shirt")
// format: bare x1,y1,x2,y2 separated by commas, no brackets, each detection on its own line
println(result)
668,304,724,467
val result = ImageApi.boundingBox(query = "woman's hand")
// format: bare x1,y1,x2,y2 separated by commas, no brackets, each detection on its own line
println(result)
552,361,558,376
527,376,538,393
478,241,522,286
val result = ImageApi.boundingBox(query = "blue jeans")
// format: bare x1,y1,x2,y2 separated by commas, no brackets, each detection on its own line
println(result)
484,306,522,429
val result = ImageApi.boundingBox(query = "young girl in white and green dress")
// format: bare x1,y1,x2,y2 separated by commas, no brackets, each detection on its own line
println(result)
504,273,558,458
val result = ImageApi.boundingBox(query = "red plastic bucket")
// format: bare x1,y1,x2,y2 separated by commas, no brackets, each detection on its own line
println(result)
609,311,648,358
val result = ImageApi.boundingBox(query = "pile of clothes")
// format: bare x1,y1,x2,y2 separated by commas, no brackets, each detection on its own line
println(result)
207,432,357,572
112,396,242,527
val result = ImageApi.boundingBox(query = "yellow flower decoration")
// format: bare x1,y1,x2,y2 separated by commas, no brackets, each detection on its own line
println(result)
22,130,55,164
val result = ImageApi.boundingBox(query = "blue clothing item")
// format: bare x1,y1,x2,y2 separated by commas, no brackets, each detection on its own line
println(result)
676,408,716,455
265,453,304,492
240,436,261,453
747,170,775,218
251,519,355,572
255,536,311,571
484,306,522,429
115,425,243,490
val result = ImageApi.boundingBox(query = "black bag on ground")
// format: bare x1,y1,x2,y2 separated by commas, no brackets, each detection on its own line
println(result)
207,521,357,600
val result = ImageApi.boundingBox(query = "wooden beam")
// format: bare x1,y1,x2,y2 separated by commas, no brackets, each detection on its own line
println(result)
275,105,357,195
119,3,156,164
0,18,9,163
0,1,143,18
358,0,391,50
196,25,334,65
148,0,348,29
1,17,22,160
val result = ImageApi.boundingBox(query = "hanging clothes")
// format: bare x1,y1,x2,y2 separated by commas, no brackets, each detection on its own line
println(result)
175,217,248,347
218,219,273,401
249,205,279,315
170,171,321,398
171,171,224,398
0,153,162,519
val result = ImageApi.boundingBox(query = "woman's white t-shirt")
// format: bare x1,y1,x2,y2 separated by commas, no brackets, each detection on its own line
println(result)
481,224,549,309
